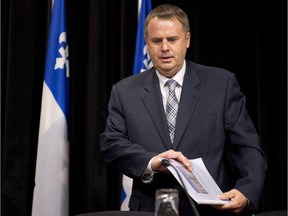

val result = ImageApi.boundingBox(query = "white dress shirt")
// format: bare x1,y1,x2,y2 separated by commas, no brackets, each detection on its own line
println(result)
141,61,186,183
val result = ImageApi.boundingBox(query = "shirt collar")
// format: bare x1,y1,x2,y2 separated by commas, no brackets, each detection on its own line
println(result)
156,61,186,89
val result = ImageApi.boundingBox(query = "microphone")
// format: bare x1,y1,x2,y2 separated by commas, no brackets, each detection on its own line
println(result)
161,159,201,216
160,158,171,167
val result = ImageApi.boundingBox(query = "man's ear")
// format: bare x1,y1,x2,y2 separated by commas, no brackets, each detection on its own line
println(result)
186,32,191,48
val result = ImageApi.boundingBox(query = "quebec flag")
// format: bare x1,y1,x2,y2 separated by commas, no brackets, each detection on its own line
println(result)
32,0,69,215
121,0,152,211
132,0,153,75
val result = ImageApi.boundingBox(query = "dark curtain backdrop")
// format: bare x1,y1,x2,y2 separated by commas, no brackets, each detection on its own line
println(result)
2,0,287,216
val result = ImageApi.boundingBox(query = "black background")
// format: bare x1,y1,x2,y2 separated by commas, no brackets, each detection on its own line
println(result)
2,0,287,215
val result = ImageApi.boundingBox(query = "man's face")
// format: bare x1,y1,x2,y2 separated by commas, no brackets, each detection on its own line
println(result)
145,17,190,78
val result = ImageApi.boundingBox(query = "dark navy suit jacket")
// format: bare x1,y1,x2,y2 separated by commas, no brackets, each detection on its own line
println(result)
100,60,267,216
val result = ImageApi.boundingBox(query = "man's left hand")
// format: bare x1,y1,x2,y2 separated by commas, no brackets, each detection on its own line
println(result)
211,189,249,214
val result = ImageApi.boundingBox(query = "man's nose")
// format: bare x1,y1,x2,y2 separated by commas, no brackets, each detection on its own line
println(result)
161,39,169,51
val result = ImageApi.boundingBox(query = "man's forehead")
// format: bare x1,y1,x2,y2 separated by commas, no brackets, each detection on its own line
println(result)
148,18,183,35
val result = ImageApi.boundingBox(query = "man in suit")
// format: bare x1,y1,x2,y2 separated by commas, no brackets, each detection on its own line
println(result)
100,4,267,216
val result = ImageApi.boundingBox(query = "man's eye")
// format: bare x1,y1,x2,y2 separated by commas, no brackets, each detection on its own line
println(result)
152,39,162,43
168,38,178,42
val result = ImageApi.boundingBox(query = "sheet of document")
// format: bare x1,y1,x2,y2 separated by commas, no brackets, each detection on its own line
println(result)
167,158,229,205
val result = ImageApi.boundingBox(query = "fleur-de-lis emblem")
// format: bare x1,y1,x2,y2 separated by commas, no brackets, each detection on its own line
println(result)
54,32,69,78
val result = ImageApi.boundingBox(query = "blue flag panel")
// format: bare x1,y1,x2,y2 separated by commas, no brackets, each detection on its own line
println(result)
132,0,152,75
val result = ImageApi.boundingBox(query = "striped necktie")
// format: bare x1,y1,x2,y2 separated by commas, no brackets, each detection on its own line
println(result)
165,79,179,144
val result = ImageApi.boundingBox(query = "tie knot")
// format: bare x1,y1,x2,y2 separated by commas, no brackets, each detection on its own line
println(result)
166,79,178,91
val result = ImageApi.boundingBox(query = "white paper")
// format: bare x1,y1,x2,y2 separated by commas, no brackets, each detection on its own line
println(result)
166,158,229,205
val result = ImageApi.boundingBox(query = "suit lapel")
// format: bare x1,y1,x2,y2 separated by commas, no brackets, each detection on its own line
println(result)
173,62,200,149
141,62,201,150
142,70,172,149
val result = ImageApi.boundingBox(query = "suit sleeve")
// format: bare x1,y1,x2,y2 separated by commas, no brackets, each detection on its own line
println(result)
100,84,156,179
224,73,267,208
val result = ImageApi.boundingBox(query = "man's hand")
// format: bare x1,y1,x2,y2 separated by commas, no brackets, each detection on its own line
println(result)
212,189,249,214
151,149,192,172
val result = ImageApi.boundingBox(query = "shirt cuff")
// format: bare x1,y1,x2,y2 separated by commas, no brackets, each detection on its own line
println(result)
141,157,157,184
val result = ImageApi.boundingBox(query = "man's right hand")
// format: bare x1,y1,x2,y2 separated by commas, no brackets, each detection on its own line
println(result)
151,149,192,172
